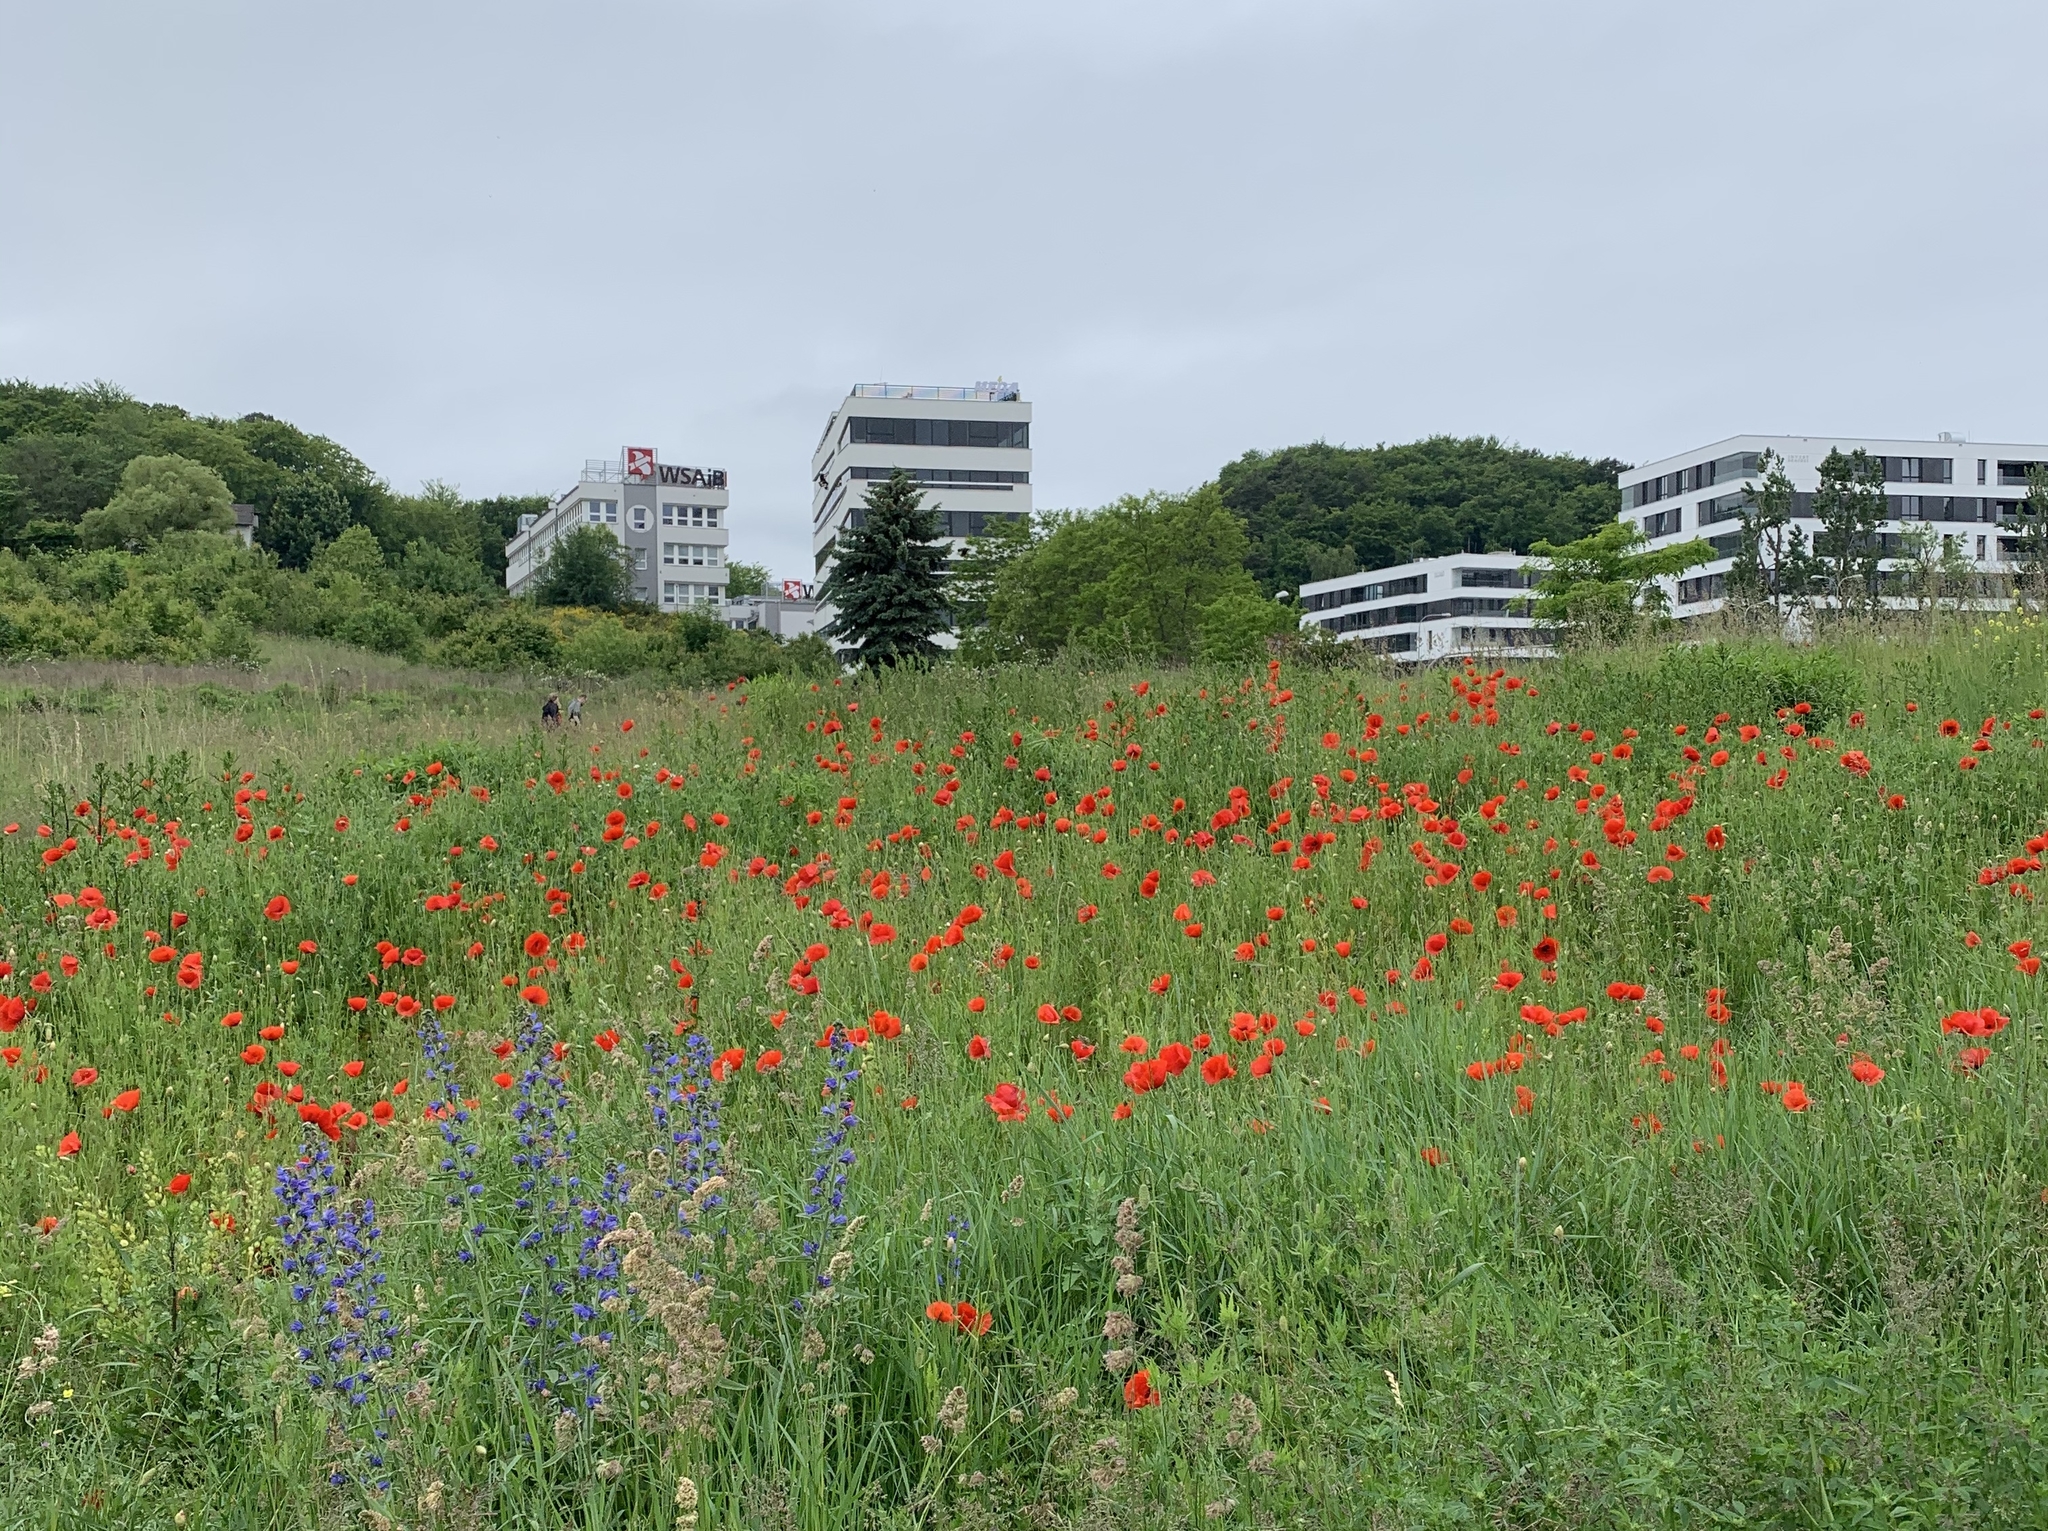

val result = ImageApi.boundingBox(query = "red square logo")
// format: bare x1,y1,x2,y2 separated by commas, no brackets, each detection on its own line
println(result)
624,446,656,481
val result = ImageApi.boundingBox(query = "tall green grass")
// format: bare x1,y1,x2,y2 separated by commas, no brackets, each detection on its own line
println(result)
0,623,2045,1528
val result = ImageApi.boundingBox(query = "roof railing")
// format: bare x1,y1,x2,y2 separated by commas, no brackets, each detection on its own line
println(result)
850,382,1021,402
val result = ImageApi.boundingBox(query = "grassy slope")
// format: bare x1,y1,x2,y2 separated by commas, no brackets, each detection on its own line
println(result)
0,624,2045,1530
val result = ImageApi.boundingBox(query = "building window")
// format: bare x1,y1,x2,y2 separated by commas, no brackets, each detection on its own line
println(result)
634,549,648,571
630,506,649,530
1678,571,1727,605
661,504,721,528
1977,536,1987,560
844,417,1029,449
584,500,618,525
1642,507,1682,538
848,466,1029,486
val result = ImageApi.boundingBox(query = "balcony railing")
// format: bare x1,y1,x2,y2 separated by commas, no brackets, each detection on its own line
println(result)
851,382,1021,402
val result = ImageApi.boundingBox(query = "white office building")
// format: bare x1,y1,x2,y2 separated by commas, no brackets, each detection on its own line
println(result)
1296,551,1547,662
505,448,731,609
810,382,1031,579
1622,434,2047,617
721,586,823,640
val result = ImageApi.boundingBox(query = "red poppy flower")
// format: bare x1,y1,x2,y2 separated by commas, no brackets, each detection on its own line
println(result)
493,1072,514,1089
1124,1369,1159,1408
57,1130,81,1158
984,1082,1027,1122
110,1087,141,1112
69,1066,99,1088
165,1173,191,1195
264,896,291,921
240,1044,266,1066
1201,1054,1235,1085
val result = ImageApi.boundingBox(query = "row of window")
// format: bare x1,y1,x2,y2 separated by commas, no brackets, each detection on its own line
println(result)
663,543,722,567
1648,493,2021,538
1680,547,2012,607
1695,528,2000,569
847,466,1030,486
583,501,723,530
945,510,1028,538
1302,572,1430,611
660,581,724,605
842,417,1030,449
836,507,1028,539
1677,572,1727,605
1302,568,1530,611
1457,567,1537,589
1315,596,1526,632
1452,626,1540,648
1626,451,1760,509
1635,452,2048,512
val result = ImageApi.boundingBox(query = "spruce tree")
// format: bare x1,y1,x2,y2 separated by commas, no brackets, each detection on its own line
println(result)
818,470,951,666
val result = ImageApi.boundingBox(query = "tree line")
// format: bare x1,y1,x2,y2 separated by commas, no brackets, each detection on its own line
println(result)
823,437,1629,666
0,381,810,682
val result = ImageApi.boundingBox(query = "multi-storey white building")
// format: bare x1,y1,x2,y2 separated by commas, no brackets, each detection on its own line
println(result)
810,382,1031,578
1296,551,1548,662
505,448,731,609
1621,434,2047,616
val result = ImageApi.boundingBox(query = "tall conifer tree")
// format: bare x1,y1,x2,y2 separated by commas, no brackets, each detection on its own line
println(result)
818,470,951,666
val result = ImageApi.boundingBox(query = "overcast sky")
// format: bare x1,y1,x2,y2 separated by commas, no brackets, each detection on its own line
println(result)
4,1,2044,578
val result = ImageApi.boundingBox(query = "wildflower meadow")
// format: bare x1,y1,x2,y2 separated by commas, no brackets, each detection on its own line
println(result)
2,628,2046,1529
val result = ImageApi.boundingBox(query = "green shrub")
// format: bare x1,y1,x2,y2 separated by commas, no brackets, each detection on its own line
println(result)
436,603,562,672
334,600,425,661
560,614,655,677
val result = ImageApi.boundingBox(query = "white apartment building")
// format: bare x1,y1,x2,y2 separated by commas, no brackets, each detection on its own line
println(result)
810,382,1031,578
1296,551,1548,662
505,448,731,609
1622,434,2048,616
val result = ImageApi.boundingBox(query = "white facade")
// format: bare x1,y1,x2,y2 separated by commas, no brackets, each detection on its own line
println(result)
1622,434,2047,617
1296,551,1549,663
505,448,731,609
720,592,823,640
810,383,1031,579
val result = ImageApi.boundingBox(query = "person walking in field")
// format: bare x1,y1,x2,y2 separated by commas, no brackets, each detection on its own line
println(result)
568,695,585,727
541,692,560,730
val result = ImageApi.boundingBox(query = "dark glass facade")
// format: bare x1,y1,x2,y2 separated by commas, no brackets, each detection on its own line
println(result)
845,417,1029,449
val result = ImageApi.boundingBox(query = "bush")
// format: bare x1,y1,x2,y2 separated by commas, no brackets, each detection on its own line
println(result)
1197,591,1297,664
436,604,563,673
334,601,426,661
560,614,655,677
